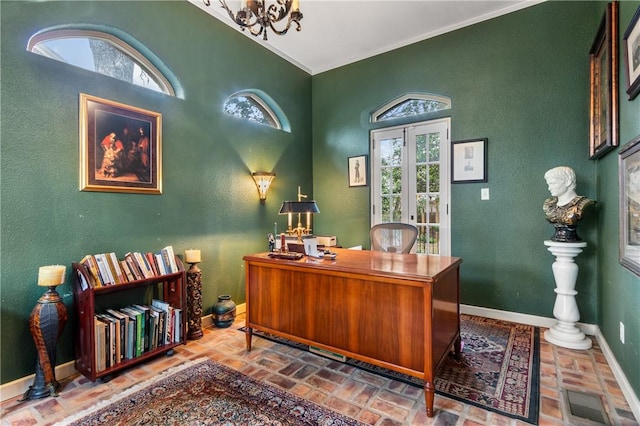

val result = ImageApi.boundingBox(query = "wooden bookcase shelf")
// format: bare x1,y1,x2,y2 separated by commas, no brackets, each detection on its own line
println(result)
72,258,186,382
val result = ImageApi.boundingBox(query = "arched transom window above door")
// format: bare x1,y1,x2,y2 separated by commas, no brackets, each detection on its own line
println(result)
372,93,451,123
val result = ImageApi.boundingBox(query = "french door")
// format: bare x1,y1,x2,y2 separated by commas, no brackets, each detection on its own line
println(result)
370,118,450,255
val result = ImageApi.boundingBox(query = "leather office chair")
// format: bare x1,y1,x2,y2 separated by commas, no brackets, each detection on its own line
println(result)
370,222,419,254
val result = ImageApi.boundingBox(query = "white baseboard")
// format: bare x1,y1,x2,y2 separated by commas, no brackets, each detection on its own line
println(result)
595,326,640,423
461,304,639,423
0,361,77,403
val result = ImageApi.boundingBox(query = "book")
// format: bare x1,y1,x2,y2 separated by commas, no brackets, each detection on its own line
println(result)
133,252,154,278
145,253,159,276
94,317,107,372
97,313,118,367
161,245,178,273
131,304,152,352
106,309,129,362
151,299,172,344
120,260,135,282
94,254,115,286
173,308,182,343
80,255,101,288
107,252,125,284
94,315,114,368
155,253,167,276
121,307,143,357
124,253,144,280
149,305,167,346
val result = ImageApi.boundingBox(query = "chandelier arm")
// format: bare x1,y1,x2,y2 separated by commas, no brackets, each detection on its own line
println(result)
267,12,302,36
211,0,302,41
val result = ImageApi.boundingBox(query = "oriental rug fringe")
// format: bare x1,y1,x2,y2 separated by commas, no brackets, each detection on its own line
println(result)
243,315,540,424
54,357,365,426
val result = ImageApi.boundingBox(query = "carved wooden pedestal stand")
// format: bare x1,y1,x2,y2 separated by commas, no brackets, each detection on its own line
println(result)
543,240,591,350
186,262,203,340
22,285,67,400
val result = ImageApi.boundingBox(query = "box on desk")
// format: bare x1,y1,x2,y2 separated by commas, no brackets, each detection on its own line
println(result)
317,235,337,247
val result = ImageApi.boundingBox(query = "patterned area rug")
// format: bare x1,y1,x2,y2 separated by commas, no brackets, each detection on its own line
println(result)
54,357,365,426
243,315,540,425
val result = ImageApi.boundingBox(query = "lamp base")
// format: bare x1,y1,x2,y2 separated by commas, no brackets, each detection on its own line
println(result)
20,286,67,401
20,364,60,400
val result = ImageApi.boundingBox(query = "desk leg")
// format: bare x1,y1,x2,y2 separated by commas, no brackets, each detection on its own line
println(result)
424,381,435,417
245,327,253,351
454,335,462,359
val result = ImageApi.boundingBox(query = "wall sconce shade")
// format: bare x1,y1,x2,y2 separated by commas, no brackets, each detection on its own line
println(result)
252,172,275,203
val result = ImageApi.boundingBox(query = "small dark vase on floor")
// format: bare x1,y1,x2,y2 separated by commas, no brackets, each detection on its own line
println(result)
212,295,236,328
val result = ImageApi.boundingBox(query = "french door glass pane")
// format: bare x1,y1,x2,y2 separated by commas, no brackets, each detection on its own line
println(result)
381,195,403,222
414,131,441,254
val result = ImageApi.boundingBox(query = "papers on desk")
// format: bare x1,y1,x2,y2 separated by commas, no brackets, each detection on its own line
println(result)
304,237,321,258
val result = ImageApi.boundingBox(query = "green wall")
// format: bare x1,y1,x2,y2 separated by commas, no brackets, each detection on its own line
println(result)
312,1,639,397
1,0,638,402
0,1,312,383
600,0,640,401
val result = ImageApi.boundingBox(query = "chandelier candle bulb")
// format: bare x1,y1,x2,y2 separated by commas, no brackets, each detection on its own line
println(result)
185,249,201,263
37,265,66,287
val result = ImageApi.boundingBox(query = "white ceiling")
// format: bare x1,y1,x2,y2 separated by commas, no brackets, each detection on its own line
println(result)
188,0,544,75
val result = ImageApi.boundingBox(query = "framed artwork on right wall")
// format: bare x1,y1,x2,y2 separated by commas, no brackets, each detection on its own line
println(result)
623,5,640,100
589,2,619,160
619,135,640,277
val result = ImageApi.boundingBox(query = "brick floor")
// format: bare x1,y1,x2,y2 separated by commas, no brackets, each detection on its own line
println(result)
1,314,636,425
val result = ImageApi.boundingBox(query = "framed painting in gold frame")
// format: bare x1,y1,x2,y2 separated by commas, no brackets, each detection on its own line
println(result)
79,93,162,194
589,2,619,160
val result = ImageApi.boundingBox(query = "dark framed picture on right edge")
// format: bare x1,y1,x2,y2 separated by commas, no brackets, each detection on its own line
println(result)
623,5,640,100
619,135,640,277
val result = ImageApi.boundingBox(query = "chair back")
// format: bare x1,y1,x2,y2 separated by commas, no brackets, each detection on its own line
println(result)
370,222,419,254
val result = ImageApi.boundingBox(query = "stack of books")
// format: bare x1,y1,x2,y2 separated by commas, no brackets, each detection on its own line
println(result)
79,246,179,288
93,299,182,372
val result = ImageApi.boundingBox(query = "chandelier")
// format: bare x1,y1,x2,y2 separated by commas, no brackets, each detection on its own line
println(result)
204,0,303,41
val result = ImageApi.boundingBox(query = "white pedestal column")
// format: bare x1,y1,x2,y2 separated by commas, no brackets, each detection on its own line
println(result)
543,240,592,350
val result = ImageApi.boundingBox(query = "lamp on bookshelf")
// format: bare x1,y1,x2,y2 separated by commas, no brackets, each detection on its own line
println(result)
21,265,68,400
184,249,203,340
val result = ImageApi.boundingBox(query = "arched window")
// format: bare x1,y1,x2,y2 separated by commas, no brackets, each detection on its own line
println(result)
27,26,183,98
224,90,290,132
372,93,451,123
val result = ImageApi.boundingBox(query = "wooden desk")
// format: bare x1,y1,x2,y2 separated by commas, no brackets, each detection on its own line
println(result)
243,248,462,417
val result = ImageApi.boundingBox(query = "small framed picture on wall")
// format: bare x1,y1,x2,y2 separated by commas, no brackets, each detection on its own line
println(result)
451,138,488,183
348,155,368,187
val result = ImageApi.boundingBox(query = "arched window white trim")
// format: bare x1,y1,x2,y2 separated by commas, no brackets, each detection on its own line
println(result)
224,90,290,132
27,26,183,98
372,93,451,123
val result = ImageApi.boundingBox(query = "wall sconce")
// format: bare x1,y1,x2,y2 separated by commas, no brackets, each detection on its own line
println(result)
278,186,320,241
251,172,275,204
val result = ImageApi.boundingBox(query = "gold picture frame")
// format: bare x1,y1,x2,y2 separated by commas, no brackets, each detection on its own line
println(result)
79,93,162,194
589,2,619,160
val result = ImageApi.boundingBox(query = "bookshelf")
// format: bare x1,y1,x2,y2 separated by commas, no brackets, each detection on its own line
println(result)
72,256,186,382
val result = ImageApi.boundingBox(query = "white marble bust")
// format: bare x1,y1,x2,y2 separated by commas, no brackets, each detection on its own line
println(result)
543,166,595,242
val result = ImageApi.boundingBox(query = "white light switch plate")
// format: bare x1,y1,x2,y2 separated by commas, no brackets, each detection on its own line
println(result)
481,188,490,200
